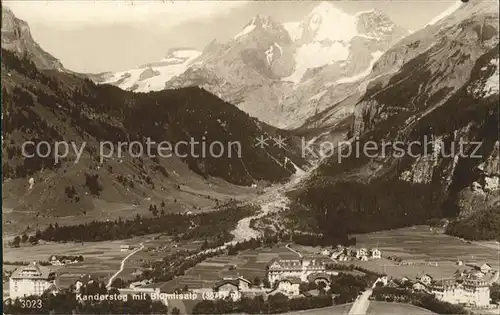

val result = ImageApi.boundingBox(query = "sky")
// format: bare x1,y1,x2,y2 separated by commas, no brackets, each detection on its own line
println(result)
5,1,456,73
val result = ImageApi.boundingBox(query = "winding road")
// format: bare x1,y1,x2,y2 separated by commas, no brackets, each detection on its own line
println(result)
106,242,145,288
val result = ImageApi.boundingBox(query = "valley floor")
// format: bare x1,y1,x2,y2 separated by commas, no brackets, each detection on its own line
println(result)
230,160,309,242
295,225,500,280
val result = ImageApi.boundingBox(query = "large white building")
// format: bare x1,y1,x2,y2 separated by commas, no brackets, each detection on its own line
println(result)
267,257,337,284
428,267,498,307
430,278,490,307
9,262,57,299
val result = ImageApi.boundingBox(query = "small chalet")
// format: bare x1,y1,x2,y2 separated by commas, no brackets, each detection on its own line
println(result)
213,278,244,301
269,277,301,297
418,274,433,286
120,245,133,252
370,248,381,259
480,263,492,274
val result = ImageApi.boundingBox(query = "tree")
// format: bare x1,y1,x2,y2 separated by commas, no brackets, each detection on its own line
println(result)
171,307,180,315
201,239,209,250
21,233,29,243
84,173,102,196
161,201,166,208
28,236,38,245
491,283,500,304
263,278,271,288
253,276,261,287
111,277,125,288
12,236,21,247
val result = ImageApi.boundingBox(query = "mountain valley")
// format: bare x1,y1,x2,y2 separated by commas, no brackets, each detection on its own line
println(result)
1,1,499,243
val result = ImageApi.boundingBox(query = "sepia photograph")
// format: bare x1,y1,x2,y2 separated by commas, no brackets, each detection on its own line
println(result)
1,0,499,314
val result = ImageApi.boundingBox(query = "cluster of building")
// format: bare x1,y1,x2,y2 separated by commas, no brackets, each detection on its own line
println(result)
49,255,84,266
201,256,338,301
120,244,135,252
266,257,337,297
7,254,498,310
412,263,498,308
320,246,381,261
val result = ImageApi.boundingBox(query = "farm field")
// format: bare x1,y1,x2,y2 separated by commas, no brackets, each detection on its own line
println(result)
147,244,301,292
2,233,199,289
367,301,436,314
295,226,500,280
285,303,352,315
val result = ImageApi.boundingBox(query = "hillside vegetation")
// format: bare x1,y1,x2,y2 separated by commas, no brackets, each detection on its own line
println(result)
289,11,499,241
2,49,305,220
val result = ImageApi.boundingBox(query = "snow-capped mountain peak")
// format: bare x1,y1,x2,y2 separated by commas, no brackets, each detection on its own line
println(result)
299,2,358,43
99,48,201,92
141,48,201,68
283,3,406,84
234,15,285,40
356,8,397,38
95,2,407,128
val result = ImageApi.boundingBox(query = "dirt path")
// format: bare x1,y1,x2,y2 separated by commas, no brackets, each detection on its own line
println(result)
348,289,373,315
106,242,145,288
286,243,302,257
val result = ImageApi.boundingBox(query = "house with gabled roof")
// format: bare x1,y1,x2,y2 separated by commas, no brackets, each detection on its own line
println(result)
9,262,57,299
268,277,301,297
370,248,381,259
418,274,433,286
480,263,492,274
213,278,242,301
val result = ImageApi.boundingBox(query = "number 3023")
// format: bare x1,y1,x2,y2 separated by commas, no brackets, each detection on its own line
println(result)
20,299,42,308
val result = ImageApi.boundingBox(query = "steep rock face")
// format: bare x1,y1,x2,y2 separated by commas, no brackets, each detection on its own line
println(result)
300,0,497,133
97,3,407,128
167,15,295,88
1,6,64,71
353,0,498,137
255,6,407,128
291,0,499,238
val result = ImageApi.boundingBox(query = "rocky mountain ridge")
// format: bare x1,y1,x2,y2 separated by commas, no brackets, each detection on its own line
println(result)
1,6,65,71
287,0,499,240
1,8,306,234
91,2,408,128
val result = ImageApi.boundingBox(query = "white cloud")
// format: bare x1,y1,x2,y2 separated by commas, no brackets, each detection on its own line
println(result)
5,0,248,29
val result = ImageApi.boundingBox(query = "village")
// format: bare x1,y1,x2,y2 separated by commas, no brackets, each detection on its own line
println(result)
4,235,500,314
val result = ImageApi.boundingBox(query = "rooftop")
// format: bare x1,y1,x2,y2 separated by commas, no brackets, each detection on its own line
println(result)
278,277,302,285
11,262,54,280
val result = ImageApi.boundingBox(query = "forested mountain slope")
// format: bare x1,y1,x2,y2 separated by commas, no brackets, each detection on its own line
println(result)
288,0,499,242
